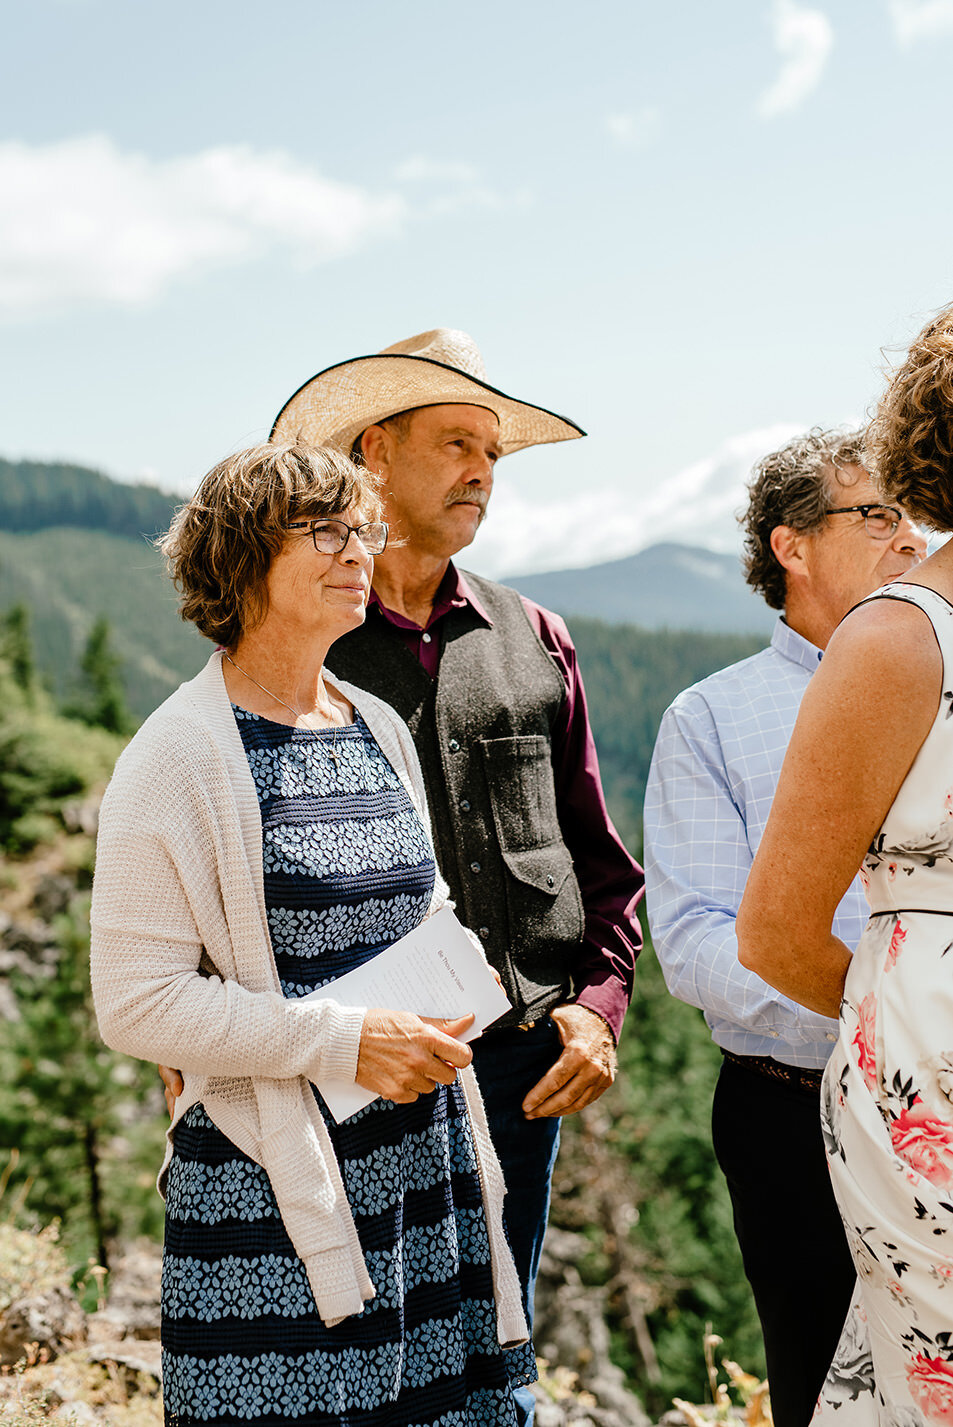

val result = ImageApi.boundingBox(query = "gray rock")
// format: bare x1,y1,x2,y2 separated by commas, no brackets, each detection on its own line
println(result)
534,1228,652,1427
0,1285,86,1364
2,916,57,960
103,1242,162,1341
531,1399,567,1427
52,1401,98,1423
87,1342,162,1384
31,874,74,921
0,980,20,1022
61,800,100,837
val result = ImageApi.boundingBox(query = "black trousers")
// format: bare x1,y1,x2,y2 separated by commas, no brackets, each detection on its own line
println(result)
711,1055,856,1427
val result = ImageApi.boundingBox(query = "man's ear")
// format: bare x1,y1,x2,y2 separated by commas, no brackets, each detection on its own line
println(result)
770,524,810,577
360,424,390,475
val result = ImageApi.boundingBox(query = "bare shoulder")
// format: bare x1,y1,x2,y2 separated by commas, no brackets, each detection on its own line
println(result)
825,593,942,694
795,594,942,758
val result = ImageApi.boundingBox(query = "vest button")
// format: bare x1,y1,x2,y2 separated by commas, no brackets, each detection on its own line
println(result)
448,739,460,752
421,632,432,644
546,875,555,887
459,799,471,812
479,927,490,938
470,861,482,873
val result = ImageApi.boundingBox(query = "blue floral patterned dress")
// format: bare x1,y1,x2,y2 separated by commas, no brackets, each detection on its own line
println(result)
161,708,534,1427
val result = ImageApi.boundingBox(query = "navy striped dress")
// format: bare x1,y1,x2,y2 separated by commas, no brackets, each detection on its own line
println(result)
161,708,535,1426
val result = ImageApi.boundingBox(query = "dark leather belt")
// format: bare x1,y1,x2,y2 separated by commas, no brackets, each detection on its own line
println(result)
722,1048,825,1094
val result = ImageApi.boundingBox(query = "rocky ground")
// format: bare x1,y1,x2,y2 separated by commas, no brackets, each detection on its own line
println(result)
0,1223,767,1426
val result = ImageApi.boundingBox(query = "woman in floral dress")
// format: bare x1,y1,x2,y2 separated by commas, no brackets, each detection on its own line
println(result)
738,305,953,1423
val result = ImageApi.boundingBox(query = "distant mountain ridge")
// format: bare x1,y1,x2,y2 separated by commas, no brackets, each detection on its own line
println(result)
505,541,776,634
0,457,178,539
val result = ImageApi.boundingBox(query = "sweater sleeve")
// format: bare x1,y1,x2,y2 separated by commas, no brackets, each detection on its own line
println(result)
90,759,366,1087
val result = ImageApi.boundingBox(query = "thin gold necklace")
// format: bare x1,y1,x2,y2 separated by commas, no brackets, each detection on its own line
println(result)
223,653,341,764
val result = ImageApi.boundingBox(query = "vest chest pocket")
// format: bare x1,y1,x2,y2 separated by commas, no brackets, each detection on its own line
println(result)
478,735,560,856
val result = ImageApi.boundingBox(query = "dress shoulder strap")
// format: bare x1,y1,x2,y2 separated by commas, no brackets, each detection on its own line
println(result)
860,580,953,663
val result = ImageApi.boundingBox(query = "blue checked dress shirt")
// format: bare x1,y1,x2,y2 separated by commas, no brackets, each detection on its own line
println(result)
644,616,870,1069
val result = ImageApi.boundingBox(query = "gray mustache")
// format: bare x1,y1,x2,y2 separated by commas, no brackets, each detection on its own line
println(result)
445,491,489,512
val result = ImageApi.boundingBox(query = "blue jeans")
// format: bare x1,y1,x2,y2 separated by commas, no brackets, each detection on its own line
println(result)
471,1018,563,1427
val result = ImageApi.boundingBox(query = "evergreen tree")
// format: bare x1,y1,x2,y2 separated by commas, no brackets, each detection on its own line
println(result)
67,616,134,735
1,602,36,696
0,899,165,1267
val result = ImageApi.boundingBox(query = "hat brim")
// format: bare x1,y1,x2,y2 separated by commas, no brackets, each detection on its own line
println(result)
270,353,585,456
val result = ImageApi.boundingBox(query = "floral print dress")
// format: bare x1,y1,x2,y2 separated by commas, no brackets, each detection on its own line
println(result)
815,584,953,1424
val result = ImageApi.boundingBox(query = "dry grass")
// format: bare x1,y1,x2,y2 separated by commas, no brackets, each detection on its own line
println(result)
671,1330,772,1425
1,1345,162,1426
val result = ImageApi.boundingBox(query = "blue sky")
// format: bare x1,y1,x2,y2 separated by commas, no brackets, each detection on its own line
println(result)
3,0,953,573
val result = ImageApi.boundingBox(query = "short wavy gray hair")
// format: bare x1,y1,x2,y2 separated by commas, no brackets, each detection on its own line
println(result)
742,428,867,610
159,442,381,647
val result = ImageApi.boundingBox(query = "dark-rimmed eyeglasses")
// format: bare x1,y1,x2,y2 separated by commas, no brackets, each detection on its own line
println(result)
825,504,904,540
287,518,389,555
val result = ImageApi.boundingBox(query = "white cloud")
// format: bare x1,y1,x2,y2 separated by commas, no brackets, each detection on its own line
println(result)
392,154,525,216
605,108,661,149
392,156,481,185
757,0,834,118
0,137,525,317
0,134,405,317
888,0,953,43
465,425,804,577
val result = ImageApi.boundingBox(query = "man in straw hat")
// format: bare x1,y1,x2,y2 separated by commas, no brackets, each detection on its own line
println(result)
273,328,644,1424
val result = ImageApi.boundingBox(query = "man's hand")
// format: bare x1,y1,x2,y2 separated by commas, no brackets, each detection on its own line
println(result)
159,1064,183,1120
521,1004,616,1119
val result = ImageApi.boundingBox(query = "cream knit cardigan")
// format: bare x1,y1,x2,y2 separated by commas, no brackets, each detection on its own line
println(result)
90,650,526,1344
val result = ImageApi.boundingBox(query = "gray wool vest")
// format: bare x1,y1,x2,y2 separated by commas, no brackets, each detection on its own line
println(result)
327,572,585,1026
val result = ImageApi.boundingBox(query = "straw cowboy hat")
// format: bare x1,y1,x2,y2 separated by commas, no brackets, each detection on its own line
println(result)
270,328,585,457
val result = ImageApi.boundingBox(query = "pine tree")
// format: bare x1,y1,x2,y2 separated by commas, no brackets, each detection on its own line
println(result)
67,616,134,735
1,603,36,697
0,899,165,1268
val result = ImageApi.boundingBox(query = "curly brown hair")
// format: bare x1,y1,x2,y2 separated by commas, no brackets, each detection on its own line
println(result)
159,443,381,647
866,304,953,531
742,428,867,610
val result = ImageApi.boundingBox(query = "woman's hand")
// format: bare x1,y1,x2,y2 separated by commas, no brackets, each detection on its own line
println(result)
356,1010,474,1102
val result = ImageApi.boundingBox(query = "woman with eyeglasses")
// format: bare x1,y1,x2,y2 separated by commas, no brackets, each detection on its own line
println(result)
89,442,527,1427
738,307,953,1420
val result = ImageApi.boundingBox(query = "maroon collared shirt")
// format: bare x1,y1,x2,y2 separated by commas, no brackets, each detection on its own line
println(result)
367,564,644,1042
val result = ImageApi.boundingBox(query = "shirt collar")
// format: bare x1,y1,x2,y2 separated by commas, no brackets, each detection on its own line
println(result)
368,562,494,631
771,615,824,672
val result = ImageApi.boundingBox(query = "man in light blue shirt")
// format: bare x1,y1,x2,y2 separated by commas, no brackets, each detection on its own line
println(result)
644,429,925,1426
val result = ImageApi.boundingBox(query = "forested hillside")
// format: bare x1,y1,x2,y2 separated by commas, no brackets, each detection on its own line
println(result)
568,619,762,848
0,457,177,539
0,526,208,716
